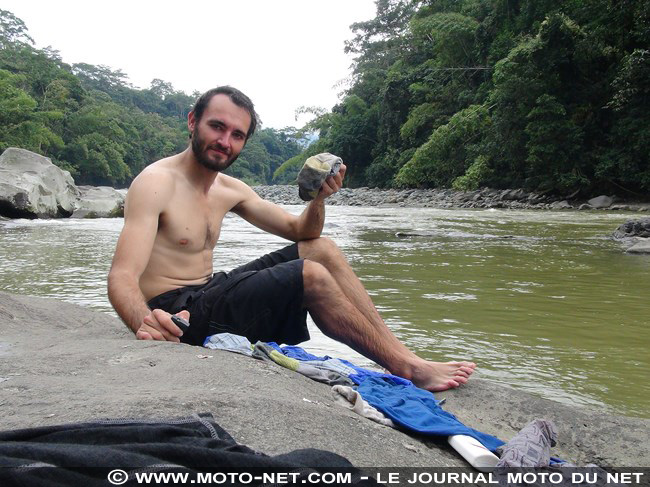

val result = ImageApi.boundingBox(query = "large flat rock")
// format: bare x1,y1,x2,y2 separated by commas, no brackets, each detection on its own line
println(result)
626,240,650,254
71,185,125,218
0,148,79,218
0,291,647,468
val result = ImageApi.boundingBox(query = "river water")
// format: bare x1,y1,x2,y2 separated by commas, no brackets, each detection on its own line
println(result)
0,206,648,418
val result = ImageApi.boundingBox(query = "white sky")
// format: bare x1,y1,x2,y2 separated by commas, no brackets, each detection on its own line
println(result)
2,0,377,129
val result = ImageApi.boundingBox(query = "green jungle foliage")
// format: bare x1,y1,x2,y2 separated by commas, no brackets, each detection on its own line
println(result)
2,2,649,196
0,9,302,186
296,0,650,196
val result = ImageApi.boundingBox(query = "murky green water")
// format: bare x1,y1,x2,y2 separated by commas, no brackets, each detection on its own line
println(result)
0,206,648,418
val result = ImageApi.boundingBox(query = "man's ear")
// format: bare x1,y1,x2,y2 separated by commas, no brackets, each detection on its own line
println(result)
188,110,196,134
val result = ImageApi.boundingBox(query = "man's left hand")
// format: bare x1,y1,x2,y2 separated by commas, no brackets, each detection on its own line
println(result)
315,163,346,201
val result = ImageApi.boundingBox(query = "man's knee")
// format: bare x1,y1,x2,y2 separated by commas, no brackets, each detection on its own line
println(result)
299,237,344,263
302,259,334,301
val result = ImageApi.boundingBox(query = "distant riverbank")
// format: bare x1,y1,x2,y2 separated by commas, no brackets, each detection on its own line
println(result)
254,185,650,212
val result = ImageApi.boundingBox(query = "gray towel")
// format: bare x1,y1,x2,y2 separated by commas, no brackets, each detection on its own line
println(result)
297,153,342,201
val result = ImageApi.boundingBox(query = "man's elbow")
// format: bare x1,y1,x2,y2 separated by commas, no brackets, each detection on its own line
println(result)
107,269,120,304
297,230,322,242
107,267,122,288
107,268,134,300
291,224,322,242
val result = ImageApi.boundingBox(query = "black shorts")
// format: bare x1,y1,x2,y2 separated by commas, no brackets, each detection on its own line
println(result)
147,244,309,347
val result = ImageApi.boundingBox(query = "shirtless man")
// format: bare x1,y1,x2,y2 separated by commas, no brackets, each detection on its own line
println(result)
108,86,475,392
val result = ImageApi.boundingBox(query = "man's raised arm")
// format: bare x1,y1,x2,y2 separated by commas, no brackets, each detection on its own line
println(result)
231,164,346,242
107,171,185,342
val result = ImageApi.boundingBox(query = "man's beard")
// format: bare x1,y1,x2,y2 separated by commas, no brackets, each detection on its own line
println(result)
191,127,239,172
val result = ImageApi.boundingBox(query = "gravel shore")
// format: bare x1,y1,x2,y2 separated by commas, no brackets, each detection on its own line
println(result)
254,185,650,212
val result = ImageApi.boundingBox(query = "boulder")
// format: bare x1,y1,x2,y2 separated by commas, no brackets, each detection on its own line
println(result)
613,219,650,239
72,186,126,218
610,204,632,211
527,193,547,204
500,188,528,201
550,200,572,209
587,195,614,209
0,148,79,218
626,240,650,254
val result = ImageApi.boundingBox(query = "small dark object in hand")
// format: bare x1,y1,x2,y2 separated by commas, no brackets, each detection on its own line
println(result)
171,315,190,333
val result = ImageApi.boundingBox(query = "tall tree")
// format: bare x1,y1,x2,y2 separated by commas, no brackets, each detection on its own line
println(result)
0,69,63,154
0,9,34,48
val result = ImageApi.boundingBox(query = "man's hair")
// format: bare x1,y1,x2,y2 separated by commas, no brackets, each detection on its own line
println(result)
191,86,260,139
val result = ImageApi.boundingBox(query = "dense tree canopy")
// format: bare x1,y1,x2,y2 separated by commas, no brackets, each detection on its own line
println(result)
0,9,301,186
1,3,649,196
294,0,650,196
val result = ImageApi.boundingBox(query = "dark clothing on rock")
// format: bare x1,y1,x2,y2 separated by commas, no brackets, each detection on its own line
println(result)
0,413,379,486
147,244,309,346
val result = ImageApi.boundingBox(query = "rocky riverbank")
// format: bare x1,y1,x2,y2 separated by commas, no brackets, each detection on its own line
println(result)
2,147,649,219
255,186,650,254
2,147,649,253
1,290,648,468
254,185,650,212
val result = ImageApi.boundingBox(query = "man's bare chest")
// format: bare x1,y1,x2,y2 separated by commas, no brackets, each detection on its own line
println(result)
158,204,226,252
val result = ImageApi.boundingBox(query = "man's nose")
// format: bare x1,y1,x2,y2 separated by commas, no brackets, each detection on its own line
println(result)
216,131,231,149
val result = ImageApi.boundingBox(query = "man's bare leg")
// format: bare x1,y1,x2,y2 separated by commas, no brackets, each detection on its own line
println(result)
299,238,475,392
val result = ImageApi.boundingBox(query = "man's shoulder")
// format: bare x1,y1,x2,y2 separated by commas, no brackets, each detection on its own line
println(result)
217,172,244,187
125,161,179,214
216,173,256,195
131,159,177,190
214,174,262,211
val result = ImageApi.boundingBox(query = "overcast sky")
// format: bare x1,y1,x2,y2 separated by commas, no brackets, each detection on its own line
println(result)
3,0,377,129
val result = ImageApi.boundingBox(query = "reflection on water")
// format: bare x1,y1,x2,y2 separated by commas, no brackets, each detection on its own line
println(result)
0,206,648,418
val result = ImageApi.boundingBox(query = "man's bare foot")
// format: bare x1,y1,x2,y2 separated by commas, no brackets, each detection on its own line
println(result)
406,359,476,392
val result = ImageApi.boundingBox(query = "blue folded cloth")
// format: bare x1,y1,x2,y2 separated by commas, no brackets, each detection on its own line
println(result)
358,377,504,452
268,342,504,452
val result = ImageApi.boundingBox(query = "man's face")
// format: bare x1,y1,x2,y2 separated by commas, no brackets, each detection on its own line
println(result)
190,94,251,172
